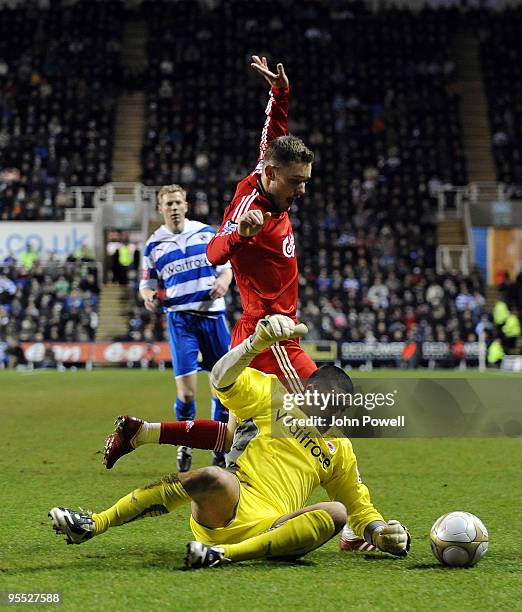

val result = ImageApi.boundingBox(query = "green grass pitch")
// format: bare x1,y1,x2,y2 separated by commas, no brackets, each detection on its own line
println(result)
1,369,521,611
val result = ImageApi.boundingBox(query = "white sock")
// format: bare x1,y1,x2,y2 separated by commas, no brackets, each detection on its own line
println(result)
134,422,161,446
342,525,358,540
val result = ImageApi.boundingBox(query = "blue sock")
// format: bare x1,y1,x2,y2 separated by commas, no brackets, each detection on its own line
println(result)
212,398,228,461
211,397,229,424
175,398,196,421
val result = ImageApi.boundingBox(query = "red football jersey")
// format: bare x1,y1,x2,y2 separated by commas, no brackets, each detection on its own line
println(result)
207,86,298,320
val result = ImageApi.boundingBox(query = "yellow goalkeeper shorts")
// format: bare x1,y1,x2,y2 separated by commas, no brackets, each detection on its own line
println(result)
189,483,283,546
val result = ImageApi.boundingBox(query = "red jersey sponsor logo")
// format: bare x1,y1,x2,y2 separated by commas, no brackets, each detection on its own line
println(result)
282,234,295,258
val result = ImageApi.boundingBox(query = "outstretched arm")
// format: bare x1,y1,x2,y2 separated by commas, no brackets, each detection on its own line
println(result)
323,451,410,557
210,315,307,390
251,55,290,164
207,57,289,266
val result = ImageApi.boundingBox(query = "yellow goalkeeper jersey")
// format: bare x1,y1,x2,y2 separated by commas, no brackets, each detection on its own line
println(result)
215,367,384,538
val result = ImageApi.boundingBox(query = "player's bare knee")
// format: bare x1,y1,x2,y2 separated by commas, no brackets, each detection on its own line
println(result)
179,466,227,495
325,502,347,533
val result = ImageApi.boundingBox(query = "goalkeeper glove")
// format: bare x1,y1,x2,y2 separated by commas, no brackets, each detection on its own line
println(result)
371,520,411,557
249,315,308,353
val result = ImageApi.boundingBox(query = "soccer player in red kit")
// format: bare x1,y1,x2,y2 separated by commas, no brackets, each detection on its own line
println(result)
207,56,317,394
207,56,371,552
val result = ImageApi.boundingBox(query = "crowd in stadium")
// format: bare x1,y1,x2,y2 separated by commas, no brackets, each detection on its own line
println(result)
141,2,466,211
130,0,486,351
0,249,99,366
0,1,122,220
478,8,522,187
1,0,521,368
124,226,488,348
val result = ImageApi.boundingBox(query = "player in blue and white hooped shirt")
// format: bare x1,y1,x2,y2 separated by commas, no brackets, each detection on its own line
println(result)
140,184,233,472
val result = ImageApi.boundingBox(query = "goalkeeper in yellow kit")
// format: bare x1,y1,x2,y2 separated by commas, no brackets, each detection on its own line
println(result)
49,315,410,567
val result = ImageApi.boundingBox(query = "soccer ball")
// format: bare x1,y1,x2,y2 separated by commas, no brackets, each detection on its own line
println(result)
430,511,488,567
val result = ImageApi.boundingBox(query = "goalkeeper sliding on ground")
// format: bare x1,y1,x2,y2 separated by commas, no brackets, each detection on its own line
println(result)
49,315,410,567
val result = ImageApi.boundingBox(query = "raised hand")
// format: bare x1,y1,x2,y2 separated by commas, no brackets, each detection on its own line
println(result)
251,315,308,352
251,55,289,89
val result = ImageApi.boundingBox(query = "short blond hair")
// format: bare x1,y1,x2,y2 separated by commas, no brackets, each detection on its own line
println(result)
157,184,187,206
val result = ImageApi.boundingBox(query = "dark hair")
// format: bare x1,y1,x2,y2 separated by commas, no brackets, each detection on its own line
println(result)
307,365,354,396
265,135,314,166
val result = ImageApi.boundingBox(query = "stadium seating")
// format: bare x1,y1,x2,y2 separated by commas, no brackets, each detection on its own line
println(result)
0,0,494,354
0,259,100,343
141,3,466,191
136,2,485,347
0,1,123,220
124,270,165,342
477,7,522,188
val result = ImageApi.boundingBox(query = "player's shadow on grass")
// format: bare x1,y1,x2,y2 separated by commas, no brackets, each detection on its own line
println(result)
8,553,184,575
14,548,401,574
174,558,316,572
357,554,403,562
8,546,187,575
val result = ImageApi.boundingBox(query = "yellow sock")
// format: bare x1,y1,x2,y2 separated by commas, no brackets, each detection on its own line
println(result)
92,473,190,535
222,509,335,562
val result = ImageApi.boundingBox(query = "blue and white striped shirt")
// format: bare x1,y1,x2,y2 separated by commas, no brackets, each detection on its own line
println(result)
140,220,231,314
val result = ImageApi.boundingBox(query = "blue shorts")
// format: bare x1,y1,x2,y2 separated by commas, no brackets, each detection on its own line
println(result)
166,311,231,378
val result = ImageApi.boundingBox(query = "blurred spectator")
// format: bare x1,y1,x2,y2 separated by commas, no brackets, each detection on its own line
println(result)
0,273,16,304
69,242,96,262
402,331,420,369
455,284,474,311
6,337,26,368
114,237,134,285
450,336,466,368
487,337,505,368
502,307,521,351
20,244,39,271
3,251,17,266
39,343,57,369
493,297,509,327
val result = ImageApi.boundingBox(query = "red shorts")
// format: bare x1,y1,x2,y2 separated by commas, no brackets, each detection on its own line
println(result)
231,316,317,392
